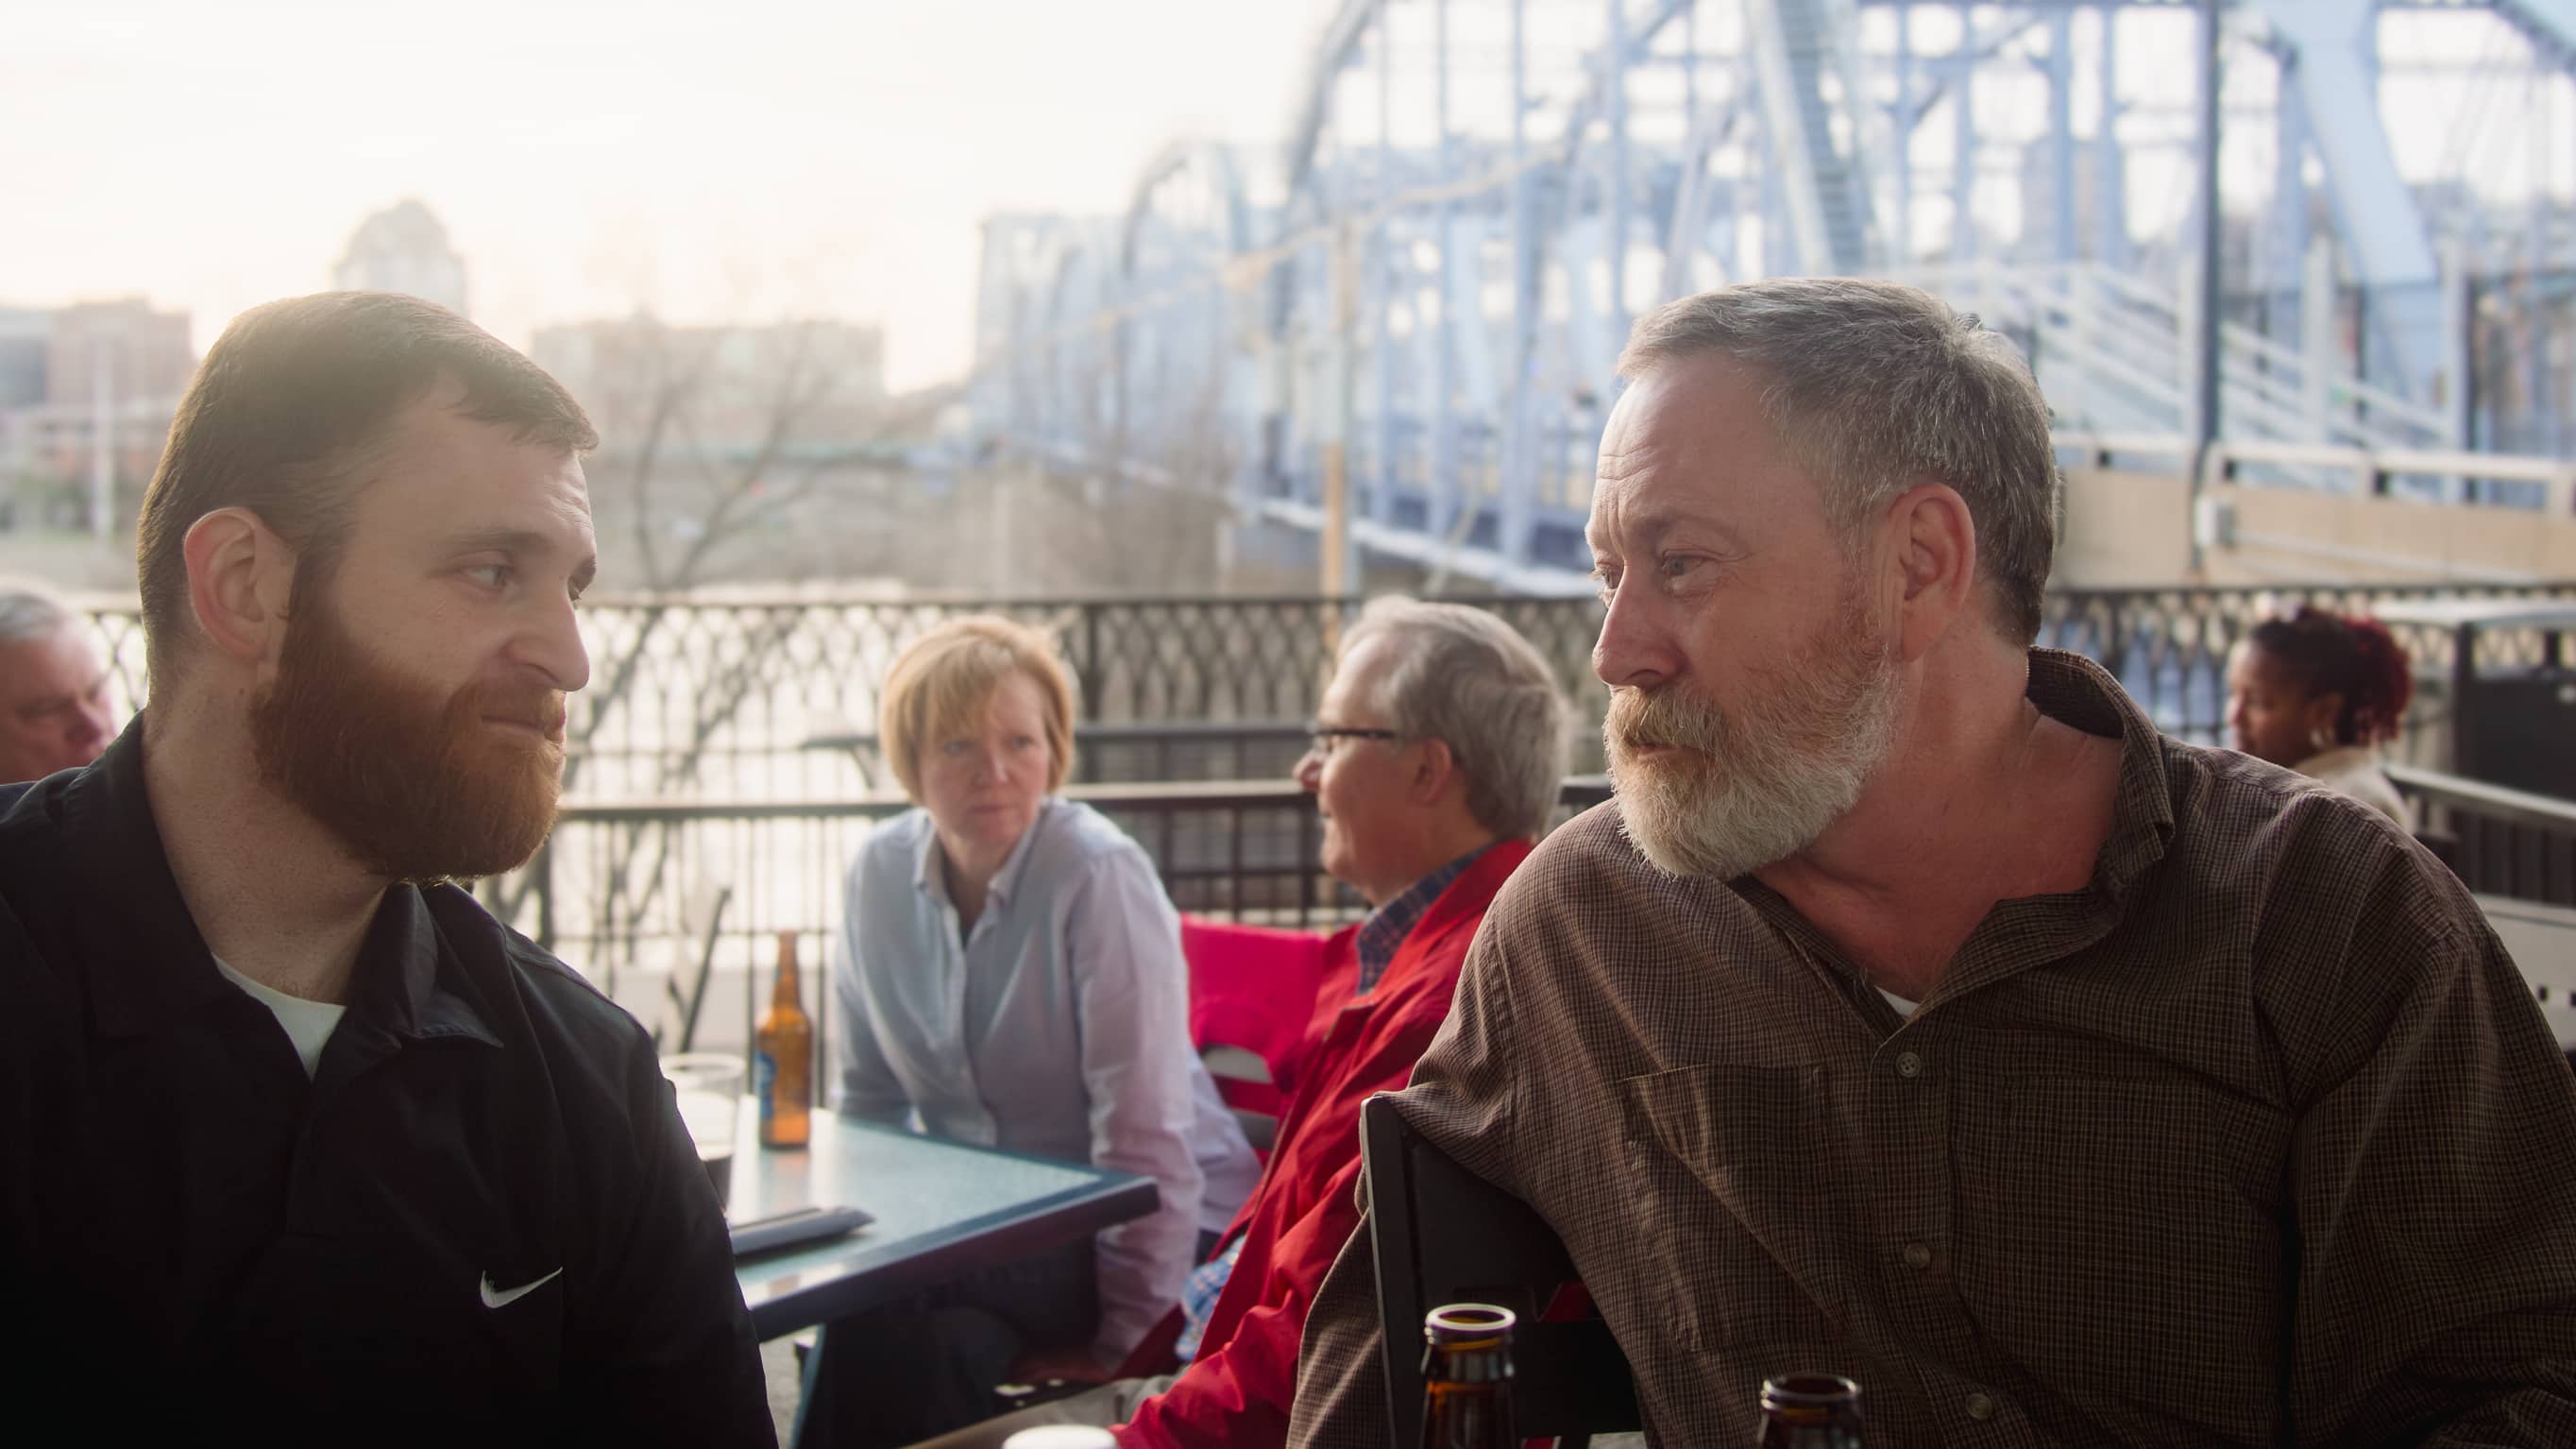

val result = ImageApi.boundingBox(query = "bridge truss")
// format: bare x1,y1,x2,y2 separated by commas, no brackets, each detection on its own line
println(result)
968,0,2576,588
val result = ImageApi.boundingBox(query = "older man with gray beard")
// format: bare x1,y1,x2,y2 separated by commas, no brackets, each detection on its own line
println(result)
1285,279,2576,1447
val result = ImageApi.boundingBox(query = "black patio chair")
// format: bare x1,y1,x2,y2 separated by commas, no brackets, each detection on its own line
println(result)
1359,1093,1639,1448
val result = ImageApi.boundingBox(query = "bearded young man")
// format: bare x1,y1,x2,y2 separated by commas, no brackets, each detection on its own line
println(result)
0,293,772,1445
1287,280,2576,1447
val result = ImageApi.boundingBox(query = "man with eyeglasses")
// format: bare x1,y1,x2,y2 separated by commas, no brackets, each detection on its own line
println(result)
907,596,1570,1449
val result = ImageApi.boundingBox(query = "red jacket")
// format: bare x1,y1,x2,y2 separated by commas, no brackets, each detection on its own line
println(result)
1118,840,1534,1449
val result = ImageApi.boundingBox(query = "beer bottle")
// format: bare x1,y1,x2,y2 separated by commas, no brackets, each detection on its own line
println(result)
1419,1304,1516,1449
754,930,813,1149
1757,1372,1864,1448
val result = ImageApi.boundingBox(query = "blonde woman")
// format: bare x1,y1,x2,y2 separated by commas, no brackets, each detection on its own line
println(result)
816,615,1257,1447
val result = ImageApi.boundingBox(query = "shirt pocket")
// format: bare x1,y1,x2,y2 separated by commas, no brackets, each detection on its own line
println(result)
1608,1062,1851,1355
1948,1058,2290,1419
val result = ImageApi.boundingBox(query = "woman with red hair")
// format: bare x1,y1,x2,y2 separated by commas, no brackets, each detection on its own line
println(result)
2224,605,2415,825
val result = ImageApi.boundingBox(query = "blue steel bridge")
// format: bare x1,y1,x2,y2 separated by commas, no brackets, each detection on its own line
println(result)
962,0,2576,590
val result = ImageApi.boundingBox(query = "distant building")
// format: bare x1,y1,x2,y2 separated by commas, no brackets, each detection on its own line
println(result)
43,298,195,407
0,297,195,534
334,199,469,317
0,307,47,410
533,315,887,449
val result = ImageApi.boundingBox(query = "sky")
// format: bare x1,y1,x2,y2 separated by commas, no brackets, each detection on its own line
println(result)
4,2,2563,393
0,0,1332,391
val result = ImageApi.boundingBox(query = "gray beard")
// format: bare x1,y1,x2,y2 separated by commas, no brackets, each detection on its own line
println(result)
1604,651,1901,880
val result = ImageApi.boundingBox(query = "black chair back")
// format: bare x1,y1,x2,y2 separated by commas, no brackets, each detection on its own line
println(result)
1359,1094,1640,1447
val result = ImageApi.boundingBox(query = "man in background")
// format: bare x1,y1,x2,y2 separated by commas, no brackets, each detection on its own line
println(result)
0,580,116,781
914,596,1572,1449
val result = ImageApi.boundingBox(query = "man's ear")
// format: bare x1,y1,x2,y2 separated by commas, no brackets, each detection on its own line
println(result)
1412,736,1457,806
181,507,297,666
1883,480,1978,663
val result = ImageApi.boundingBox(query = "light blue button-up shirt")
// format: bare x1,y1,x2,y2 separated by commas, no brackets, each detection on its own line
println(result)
831,798,1259,1360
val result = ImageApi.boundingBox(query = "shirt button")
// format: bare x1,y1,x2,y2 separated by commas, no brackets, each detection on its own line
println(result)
1904,1241,1933,1270
1965,1391,1995,1421
1895,1050,1924,1079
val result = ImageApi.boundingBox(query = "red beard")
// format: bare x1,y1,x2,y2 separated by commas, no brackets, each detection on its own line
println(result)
250,592,567,882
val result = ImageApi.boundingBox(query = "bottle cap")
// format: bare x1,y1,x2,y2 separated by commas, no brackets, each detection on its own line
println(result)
1423,1302,1517,1344
1000,1428,1116,1449
1761,1372,1862,1421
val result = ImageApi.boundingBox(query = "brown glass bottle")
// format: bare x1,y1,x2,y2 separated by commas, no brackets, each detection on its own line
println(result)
1419,1304,1517,1449
1757,1372,1864,1448
754,930,813,1148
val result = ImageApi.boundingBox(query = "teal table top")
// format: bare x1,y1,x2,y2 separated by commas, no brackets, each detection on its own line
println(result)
726,1100,1158,1340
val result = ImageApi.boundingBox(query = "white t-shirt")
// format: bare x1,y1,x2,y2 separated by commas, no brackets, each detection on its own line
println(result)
1880,987,1920,1018
213,958,347,1079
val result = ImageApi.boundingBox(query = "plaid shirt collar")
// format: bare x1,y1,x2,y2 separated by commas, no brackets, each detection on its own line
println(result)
1354,843,1494,995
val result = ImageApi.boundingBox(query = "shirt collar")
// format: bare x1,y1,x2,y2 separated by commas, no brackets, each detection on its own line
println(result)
911,799,1055,911
364,883,508,1048
1733,649,2177,996
1355,842,1496,995
2023,647,2176,905
67,714,500,1048
59,719,227,1039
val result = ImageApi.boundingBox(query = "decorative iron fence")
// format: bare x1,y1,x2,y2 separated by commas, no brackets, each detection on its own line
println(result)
70,581,2576,1061
2037,581,2576,757
71,579,2576,798
803,720,1318,792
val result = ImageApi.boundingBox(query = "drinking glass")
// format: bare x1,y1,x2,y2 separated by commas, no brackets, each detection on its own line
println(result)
661,1052,744,1212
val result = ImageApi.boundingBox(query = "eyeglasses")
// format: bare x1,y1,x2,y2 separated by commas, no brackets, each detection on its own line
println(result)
1303,724,1403,759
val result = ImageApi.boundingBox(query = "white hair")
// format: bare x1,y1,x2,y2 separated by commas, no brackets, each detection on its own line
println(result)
1618,277,2061,643
0,581,78,648
1339,596,1572,840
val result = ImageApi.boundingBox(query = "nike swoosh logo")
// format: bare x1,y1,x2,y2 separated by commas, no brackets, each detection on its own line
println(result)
479,1266,564,1309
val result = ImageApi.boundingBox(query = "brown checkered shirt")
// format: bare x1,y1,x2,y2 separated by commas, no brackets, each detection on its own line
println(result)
1287,650,2576,1447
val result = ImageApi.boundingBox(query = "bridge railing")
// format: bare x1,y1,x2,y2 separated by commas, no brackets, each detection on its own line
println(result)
1900,262,2462,452
2393,764,2576,909
2055,432,2576,511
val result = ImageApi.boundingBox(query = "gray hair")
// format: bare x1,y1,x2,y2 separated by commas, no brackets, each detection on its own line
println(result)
1617,278,2060,643
0,580,78,648
1340,596,1572,841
